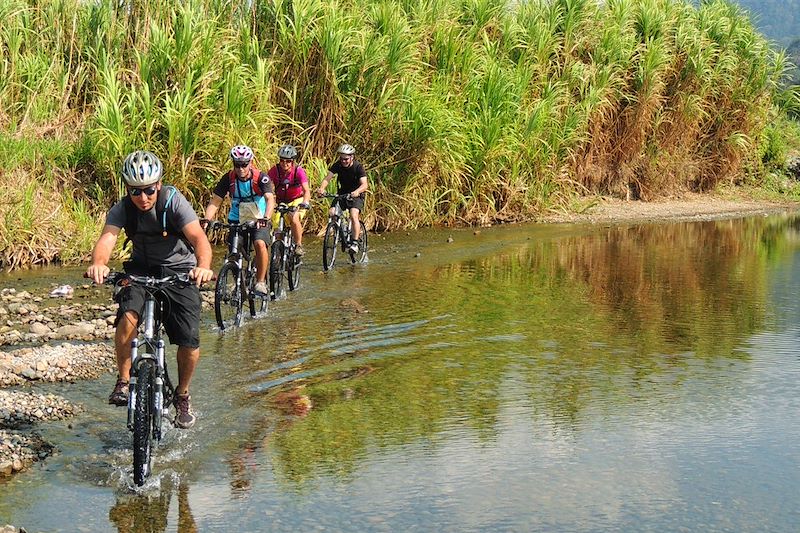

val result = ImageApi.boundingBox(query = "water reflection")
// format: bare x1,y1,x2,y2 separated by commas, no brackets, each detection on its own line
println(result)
109,477,197,533
264,216,795,485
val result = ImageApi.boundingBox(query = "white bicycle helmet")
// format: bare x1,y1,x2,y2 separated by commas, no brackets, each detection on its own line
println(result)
278,144,298,160
230,145,254,164
121,150,162,187
337,143,355,156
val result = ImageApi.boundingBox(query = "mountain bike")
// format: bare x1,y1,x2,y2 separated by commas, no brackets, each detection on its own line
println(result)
96,271,189,486
206,220,269,330
321,193,368,271
269,203,303,300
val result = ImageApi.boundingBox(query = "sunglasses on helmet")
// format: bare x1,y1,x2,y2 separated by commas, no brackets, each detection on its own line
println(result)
128,185,158,197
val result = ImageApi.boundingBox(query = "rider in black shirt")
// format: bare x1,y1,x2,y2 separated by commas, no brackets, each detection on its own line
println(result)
316,144,368,253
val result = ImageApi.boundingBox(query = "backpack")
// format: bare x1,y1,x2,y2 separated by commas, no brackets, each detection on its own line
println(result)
228,167,266,201
275,165,302,188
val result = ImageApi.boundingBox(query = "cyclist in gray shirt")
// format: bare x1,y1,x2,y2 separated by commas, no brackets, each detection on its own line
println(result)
86,150,214,429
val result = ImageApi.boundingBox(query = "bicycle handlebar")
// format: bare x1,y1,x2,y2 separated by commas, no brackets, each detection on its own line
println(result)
204,219,268,232
275,203,304,214
85,271,194,288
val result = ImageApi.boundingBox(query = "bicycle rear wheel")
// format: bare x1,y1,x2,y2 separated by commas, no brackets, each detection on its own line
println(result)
270,240,286,300
133,358,155,486
322,223,338,271
214,263,244,330
349,221,368,264
288,246,301,290
246,265,268,317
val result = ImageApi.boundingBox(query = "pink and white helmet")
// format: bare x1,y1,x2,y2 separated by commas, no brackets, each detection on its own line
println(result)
230,145,254,164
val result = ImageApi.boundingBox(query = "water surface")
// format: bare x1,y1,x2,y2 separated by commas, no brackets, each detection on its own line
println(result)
1,214,800,531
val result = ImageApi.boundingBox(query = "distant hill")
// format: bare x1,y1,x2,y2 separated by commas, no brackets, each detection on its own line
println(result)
734,0,800,84
734,0,800,45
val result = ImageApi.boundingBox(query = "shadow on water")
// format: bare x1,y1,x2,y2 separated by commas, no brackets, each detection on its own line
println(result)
3,214,800,530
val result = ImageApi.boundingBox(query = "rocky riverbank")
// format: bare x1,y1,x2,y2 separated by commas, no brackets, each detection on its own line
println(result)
0,342,115,477
0,283,121,480
0,286,116,346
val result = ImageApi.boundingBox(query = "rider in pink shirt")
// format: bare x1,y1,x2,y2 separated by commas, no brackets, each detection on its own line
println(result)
267,144,311,255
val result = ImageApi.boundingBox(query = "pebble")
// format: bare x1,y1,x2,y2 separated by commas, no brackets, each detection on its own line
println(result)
49,285,74,298
0,429,54,479
0,390,82,428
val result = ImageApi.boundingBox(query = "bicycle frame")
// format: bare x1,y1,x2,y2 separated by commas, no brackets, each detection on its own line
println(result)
321,193,367,270
272,205,297,245
269,203,302,298
209,220,267,329
326,198,353,245
225,223,251,272
100,272,190,486
128,292,171,439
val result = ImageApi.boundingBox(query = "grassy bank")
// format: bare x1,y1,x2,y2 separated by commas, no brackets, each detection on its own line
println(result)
0,0,796,268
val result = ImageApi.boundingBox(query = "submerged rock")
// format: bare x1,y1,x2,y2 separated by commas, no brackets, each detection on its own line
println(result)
0,429,54,478
339,298,368,314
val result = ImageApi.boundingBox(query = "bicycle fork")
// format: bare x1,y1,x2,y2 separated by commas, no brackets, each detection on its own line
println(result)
126,338,166,432
127,338,139,431
153,339,166,440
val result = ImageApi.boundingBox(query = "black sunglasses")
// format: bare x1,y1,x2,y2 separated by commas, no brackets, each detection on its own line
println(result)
280,158,294,163
233,162,249,169
129,185,158,197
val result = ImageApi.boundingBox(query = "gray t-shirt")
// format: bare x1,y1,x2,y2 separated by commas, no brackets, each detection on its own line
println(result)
106,187,199,273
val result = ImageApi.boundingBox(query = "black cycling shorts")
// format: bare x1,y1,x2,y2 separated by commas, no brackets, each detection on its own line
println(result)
115,282,201,348
334,195,365,212
227,227,270,250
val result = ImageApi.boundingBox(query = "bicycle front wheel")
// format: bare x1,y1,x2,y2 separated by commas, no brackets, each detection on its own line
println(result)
270,240,286,300
214,263,244,330
322,223,338,271
288,247,301,290
133,358,155,487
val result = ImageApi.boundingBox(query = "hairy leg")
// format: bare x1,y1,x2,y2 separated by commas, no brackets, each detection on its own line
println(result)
253,239,269,282
350,208,361,240
114,311,139,381
175,346,200,395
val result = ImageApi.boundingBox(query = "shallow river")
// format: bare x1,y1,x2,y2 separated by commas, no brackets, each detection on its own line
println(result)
2,214,800,532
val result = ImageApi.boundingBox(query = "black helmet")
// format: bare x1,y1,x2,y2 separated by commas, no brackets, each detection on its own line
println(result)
277,144,298,160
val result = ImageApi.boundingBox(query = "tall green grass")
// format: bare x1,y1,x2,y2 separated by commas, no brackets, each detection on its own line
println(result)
0,0,791,267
